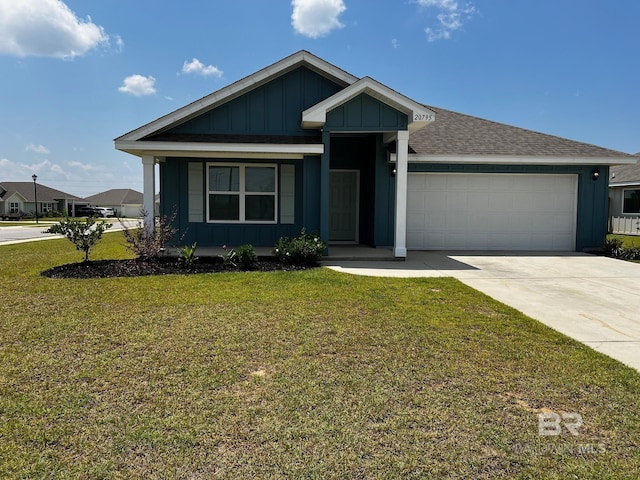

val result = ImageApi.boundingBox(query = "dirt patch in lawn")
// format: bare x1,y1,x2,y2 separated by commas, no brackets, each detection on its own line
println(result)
41,257,314,279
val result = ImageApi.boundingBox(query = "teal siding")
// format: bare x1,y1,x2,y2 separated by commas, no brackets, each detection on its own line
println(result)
408,163,610,251
168,67,343,137
160,157,322,248
326,93,408,131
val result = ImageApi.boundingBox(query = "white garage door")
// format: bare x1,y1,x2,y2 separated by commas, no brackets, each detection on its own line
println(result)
407,173,577,251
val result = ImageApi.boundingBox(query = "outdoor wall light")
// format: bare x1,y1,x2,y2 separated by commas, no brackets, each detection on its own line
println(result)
592,168,600,181
391,168,397,177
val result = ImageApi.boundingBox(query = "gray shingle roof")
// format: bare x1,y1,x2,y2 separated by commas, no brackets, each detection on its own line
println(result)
610,154,640,185
85,189,143,205
0,182,84,202
408,106,635,159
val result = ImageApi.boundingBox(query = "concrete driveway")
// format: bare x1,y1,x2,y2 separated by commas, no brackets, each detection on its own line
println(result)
323,252,640,372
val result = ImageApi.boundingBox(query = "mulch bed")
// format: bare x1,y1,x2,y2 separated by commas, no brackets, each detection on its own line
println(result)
41,257,314,279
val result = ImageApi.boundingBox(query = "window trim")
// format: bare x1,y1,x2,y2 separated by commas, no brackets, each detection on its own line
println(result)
206,162,278,224
41,202,53,213
622,188,640,215
9,202,20,213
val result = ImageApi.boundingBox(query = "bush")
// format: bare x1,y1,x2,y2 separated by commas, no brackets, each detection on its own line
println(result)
602,237,640,261
273,228,326,266
178,242,198,267
235,244,258,270
44,217,112,262
602,237,624,258
121,209,179,259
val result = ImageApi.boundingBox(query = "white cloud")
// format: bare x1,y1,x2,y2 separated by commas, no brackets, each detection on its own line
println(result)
118,75,157,96
0,156,144,197
291,0,346,38
181,58,223,78
0,157,70,181
417,0,476,42
391,38,399,49
0,0,116,59
25,144,50,154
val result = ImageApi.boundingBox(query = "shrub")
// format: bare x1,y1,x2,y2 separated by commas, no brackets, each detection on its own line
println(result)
219,245,237,267
121,209,179,259
601,237,624,258
44,217,112,262
235,244,258,270
178,242,198,267
273,228,326,266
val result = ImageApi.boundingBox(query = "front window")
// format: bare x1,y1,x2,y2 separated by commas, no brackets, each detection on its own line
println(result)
623,189,640,214
9,202,19,213
208,163,277,223
41,203,53,213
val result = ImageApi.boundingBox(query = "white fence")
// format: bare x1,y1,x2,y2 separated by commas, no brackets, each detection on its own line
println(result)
610,216,640,235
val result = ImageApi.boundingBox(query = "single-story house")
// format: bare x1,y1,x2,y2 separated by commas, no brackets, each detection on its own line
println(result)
0,182,86,218
85,188,144,217
609,154,640,234
115,51,637,256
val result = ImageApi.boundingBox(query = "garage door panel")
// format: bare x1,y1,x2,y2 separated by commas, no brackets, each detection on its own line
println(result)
407,173,577,251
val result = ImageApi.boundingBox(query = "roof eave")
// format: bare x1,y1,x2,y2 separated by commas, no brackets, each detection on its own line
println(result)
115,140,324,159
390,154,638,165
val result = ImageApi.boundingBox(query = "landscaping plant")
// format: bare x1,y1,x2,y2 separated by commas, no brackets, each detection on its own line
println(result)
273,228,326,265
235,244,258,270
178,242,198,267
120,209,178,259
219,244,237,267
44,217,111,262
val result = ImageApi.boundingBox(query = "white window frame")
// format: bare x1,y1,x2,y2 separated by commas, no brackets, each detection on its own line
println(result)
9,202,20,213
622,188,640,214
206,162,278,224
41,202,53,213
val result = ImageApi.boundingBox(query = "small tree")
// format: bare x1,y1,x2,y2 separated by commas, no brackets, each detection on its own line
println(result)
120,209,179,259
44,217,112,262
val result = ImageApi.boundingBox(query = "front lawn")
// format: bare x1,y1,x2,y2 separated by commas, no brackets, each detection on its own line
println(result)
608,234,640,248
1,233,639,478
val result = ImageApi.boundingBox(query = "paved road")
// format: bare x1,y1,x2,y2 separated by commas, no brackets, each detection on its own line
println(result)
0,219,140,245
324,251,640,372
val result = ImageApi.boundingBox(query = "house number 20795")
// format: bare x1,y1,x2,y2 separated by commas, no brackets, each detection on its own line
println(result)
414,113,434,121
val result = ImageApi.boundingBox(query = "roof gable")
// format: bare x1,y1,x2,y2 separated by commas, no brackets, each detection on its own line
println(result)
116,51,358,143
151,66,344,140
302,77,435,133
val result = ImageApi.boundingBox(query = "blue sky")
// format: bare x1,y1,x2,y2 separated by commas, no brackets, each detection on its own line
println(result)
1,0,638,197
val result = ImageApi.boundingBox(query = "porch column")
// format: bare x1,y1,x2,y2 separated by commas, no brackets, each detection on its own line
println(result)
142,155,156,233
394,130,409,258
320,130,331,250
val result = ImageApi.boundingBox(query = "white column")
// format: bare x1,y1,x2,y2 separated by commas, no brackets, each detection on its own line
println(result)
394,130,409,258
142,155,156,232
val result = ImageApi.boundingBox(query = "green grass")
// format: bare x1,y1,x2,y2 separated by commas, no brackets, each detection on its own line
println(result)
1,233,639,479
608,234,640,248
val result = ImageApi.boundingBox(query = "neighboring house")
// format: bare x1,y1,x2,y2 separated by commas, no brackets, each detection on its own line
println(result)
609,154,640,235
85,188,144,217
115,51,636,256
0,182,86,218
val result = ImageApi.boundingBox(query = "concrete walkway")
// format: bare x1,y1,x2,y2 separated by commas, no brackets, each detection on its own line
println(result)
322,251,640,372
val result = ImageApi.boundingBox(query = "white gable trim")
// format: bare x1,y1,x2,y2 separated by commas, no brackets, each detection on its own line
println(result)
302,77,435,132
116,51,358,143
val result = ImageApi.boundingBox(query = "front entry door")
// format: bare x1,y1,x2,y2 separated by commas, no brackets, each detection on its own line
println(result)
329,170,359,243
